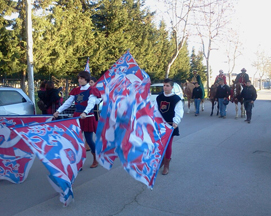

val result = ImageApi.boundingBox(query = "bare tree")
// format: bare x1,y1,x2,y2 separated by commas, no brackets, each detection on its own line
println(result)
225,28,242,85
194,0,233,93
160,0,196,78
252,50,271,90
268,63,271,79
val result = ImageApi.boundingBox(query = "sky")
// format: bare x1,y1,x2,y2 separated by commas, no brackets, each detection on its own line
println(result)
145,0,271,78
219,0,271,78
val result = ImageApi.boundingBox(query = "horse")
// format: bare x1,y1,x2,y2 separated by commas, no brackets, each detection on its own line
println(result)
230,82,245,119
209,83,219,116
181,81,204,114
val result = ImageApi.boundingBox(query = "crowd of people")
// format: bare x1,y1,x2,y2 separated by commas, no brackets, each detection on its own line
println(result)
191,68,257,123
37,67,257,175
37,72,185,175
37,80,63,115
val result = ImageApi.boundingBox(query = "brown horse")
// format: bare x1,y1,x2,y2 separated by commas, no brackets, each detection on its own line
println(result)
209,83,219,116
181,81,204,113
230,82,245,118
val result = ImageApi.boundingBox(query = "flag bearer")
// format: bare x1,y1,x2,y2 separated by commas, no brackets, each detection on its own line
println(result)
156,78,184,175
53,71,101,168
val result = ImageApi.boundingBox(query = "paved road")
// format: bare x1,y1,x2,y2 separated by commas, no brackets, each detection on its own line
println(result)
1,90,271,216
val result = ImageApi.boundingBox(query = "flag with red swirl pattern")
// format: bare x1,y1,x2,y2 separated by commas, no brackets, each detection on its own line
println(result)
94,51,174,189
84,57,90,73
12,118,86,206
0,115,53,184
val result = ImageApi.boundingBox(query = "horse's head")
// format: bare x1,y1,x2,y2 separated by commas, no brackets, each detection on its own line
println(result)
209,83,218,99
181,82,187,96
181,81,194,98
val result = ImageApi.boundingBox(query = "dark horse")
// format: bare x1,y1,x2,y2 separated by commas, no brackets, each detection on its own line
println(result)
209,83,219,116
230,82,245,118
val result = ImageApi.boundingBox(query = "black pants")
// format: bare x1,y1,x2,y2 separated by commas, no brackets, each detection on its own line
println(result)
244,100,253,121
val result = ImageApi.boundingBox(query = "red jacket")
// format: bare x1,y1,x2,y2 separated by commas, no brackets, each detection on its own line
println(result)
215,75,227,84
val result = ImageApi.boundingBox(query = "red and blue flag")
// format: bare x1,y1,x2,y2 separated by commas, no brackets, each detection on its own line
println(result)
94,51,173,189
0,116,52,184
12,117,86,206
84,57,90,74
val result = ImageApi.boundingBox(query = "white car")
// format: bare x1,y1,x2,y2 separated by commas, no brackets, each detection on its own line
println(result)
0,87,35,115
150,82,184,103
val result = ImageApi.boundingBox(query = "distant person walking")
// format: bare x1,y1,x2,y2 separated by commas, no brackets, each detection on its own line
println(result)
216,79,231,119
241,80,257,124
37,80,47,114
44,81,63,114
192,82,203,116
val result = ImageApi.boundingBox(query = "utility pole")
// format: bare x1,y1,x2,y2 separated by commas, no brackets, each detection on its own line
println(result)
26,0,35,109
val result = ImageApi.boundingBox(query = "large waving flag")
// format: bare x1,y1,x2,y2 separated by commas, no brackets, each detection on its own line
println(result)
12,118,86,206
94,51,173,189
84,57,90,73
0,116,53,184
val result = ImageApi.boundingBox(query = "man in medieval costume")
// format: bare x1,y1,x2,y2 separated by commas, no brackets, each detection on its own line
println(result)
190,70,205,100
215,69,227,84
235,68,249,87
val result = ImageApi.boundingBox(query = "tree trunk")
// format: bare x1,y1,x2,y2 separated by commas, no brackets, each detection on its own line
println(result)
65,79,69,100
165,33,185,79
21,70,26,92
228,73,231,86
206,59,210,96
166,51,179,78
252,74,256,86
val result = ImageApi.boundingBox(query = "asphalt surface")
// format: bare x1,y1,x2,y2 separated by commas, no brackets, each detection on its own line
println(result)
1,90,271,216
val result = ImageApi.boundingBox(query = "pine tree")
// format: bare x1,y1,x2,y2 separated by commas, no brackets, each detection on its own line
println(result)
0,0,17,80
91,0,161,78
7,0,29,90
33,0,97,78
125,0,158,74
91,0,135,73
169,42,191,83
190,47,207,81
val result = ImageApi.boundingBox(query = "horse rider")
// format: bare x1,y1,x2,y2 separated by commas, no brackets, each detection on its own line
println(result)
215,69,227,84
189,70,205,100
235,68,249,87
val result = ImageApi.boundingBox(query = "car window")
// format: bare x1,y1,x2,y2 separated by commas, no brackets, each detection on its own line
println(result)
0,90,26,106
150,86,163,95
173,84,180,94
